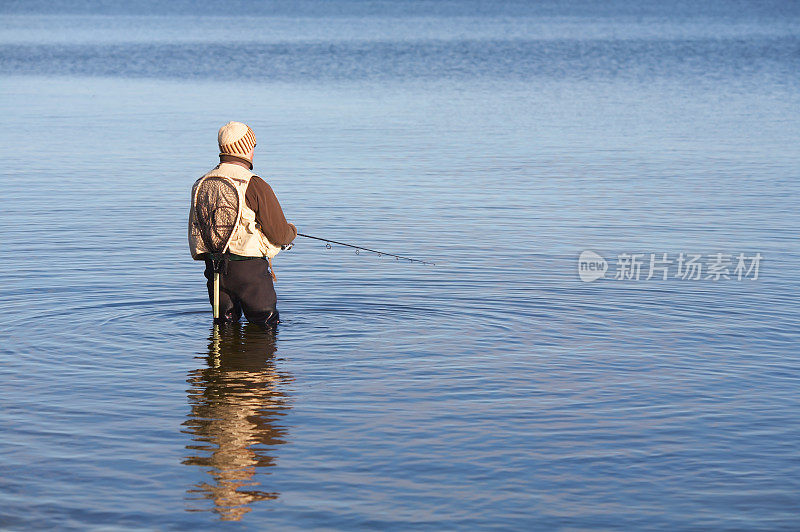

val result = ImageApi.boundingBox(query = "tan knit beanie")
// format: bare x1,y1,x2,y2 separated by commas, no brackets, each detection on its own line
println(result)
218,121,257,162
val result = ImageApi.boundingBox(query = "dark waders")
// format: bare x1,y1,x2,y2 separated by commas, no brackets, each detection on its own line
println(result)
205,254,279,326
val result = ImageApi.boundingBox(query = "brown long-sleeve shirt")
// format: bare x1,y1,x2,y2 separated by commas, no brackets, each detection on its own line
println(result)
244,175,297,246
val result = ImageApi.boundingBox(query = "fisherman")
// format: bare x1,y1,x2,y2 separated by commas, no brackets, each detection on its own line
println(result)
188,121,297,326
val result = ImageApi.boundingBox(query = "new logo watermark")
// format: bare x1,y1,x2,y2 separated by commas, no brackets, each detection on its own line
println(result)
578,251,762,282
578,251,608,282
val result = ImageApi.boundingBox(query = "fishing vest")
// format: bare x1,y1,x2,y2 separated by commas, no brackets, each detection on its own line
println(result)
188,163,282,261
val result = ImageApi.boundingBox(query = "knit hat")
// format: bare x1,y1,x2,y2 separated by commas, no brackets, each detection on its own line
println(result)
218,121,257,163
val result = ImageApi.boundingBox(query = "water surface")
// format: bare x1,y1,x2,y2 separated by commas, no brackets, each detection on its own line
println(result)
1,1,799,529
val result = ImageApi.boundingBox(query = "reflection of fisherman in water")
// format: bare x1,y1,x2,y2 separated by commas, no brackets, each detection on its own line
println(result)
183,323,292,521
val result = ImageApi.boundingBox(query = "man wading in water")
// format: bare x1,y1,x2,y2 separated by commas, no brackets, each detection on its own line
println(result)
188,121,297,326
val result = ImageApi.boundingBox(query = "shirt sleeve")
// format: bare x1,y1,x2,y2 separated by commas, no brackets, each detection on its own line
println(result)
245,175,297,246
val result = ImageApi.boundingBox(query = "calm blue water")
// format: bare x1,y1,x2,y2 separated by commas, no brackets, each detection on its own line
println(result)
1,1,799,529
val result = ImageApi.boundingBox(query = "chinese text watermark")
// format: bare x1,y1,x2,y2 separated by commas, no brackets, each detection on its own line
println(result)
578,251,762,282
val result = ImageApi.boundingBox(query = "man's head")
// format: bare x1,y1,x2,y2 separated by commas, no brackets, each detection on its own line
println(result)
218,121,257,167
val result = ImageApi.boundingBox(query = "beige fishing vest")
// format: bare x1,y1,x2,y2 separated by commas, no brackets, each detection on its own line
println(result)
188,163,282,261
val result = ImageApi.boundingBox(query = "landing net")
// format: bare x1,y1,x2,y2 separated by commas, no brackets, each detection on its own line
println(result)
193,177,239,257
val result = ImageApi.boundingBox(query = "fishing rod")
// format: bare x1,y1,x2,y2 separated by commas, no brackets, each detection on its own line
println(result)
296,233,435,266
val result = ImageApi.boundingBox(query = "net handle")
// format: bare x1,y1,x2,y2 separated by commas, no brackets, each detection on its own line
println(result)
213,272,220,320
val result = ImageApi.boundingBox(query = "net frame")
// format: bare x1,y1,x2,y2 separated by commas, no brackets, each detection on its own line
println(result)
192,176,242,321
193,176,241,256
